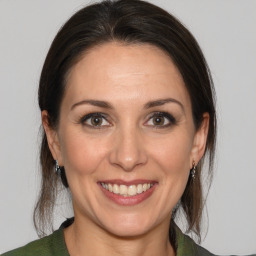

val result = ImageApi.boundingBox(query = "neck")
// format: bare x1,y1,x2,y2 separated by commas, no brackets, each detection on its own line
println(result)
64,216,175,256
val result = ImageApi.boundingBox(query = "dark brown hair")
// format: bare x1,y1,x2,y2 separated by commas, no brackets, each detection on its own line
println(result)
35,0,216,242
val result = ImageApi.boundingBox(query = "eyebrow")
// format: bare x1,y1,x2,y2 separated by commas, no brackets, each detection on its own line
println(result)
71,100,113,110
71,98,184,112
144,98,184,112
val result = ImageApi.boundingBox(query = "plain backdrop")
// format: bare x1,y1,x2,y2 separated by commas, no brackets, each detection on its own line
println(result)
0,0,255,255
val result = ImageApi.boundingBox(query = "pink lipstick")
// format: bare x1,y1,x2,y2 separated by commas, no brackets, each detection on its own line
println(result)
98,180,157,206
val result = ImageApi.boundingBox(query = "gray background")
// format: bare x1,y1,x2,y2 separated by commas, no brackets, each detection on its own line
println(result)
0,0,255,254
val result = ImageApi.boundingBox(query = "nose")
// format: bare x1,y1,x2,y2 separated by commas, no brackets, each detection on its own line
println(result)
109,126,148,172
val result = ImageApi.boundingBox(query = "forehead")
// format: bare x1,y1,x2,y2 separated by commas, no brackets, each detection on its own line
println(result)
64,42,190,108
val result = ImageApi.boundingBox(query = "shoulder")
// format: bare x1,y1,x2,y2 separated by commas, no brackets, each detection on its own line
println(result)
175,224,216,256
181,234,216,256
175,225,256,256
1,229,69,256
175,226,256,256
187,237,216,256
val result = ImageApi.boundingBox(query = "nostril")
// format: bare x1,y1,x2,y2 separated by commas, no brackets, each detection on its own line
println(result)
109,147,147,172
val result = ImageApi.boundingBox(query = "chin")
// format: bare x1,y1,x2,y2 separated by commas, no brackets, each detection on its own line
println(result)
105,224,150,238
99,213,158,238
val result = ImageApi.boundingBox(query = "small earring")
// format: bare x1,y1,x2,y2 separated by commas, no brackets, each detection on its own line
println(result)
55,160,61,175
191,160,196,179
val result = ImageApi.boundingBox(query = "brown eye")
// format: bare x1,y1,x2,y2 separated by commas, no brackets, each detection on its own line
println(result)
145,112,176,128
91,116,103,126
152,116,165,126
81,113,110,128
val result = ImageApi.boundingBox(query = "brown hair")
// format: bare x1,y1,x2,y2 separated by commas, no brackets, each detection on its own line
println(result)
35,0,216,242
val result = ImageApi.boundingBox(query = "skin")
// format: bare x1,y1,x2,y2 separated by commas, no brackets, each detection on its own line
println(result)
42,42,209,256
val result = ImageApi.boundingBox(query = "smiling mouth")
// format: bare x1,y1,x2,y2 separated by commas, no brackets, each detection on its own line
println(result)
100,182,154,197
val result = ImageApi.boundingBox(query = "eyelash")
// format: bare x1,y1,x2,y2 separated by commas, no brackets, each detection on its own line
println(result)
145,112,176,128
80,112,110,129
79,112,176,129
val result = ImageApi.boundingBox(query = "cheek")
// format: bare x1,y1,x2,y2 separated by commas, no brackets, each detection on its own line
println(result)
59,129,108,176
148,130,194,175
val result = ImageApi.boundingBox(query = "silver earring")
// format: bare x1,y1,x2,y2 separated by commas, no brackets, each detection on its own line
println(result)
55,160,61,175
191,160,196,179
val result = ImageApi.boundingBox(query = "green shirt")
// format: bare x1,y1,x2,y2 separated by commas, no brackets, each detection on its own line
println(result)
1,220,253,256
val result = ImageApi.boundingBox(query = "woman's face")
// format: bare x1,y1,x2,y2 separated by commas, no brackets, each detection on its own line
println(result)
44,42,208,237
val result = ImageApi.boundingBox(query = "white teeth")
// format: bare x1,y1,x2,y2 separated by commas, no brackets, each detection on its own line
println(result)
119,185,127,195
142,183,148,192
128,185,137,196
113,184,119,194
101,182,153,197
137,184,143,194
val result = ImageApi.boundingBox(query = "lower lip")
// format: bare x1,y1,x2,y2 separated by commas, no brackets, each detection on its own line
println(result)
99,184,157,206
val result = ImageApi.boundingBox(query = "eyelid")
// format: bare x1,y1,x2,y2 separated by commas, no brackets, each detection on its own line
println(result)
80,112,111,128
78,111,176,129
144,111,176,128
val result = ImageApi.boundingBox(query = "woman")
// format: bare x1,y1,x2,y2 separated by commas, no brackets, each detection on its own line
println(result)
1,0,246,255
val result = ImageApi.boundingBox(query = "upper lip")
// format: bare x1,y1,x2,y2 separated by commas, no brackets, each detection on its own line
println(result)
98,179,157,186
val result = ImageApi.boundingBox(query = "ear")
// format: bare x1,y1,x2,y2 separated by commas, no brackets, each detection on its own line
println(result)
190,113,210,167
41,110,63,166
